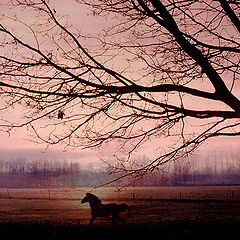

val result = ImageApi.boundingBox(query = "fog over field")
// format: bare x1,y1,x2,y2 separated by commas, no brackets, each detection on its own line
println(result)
1,148,240,188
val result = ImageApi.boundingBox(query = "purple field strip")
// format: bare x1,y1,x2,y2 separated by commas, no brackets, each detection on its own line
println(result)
1,186,240,201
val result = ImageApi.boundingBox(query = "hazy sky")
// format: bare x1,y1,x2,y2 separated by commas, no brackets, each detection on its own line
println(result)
0,0,102,163
0,0,239,165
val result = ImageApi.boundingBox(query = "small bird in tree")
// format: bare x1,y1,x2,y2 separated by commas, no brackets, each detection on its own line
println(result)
58,110,65,120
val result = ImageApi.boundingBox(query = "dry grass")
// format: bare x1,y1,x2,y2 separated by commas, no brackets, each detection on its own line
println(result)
1,188,240,239
1,219,240,240
1,197,240,225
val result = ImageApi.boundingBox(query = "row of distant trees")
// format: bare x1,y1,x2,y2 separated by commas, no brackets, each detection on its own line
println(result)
0,158,83,177
0,158,109,187
1,151,240,187
136,152,240,186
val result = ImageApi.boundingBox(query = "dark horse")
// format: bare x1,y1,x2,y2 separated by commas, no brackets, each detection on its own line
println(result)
81,193,130,226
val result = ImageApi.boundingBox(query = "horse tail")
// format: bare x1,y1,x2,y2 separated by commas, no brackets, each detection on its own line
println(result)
118,203,130,217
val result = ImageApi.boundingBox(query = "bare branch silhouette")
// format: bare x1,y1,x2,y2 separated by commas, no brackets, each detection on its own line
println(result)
0,0,240,181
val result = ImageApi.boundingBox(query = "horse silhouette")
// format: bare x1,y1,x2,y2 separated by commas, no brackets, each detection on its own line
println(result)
81,193,130,226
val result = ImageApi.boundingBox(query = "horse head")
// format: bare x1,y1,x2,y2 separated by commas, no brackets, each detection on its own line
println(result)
81,193,101,206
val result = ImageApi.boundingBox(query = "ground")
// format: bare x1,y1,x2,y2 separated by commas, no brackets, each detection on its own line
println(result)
1,219,240,240
1,187,240,239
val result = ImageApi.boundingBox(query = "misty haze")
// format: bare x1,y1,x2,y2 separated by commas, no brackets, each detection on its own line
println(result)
1,0,240,239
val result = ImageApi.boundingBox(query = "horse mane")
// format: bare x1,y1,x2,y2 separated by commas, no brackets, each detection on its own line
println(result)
87,193,102,204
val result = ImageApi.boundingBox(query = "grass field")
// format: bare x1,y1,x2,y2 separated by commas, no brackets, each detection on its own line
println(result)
1,187,240,239
1,218,240,240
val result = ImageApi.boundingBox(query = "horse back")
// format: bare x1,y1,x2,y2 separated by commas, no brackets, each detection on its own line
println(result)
92,203,118,217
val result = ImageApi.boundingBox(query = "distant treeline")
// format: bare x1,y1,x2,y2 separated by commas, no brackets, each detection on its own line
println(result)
0,158,111,188
1,151,240,187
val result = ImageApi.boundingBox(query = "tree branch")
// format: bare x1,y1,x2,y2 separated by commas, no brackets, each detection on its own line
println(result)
219,0,240,34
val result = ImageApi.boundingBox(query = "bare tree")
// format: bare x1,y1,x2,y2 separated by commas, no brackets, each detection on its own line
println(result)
0,0,240,181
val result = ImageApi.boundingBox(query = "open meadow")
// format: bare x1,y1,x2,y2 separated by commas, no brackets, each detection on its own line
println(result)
1,186,240,239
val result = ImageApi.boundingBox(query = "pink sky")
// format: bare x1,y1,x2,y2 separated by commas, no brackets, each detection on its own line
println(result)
0,0,239,165
0,0,102,163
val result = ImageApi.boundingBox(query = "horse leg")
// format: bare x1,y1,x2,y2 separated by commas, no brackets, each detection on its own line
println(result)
117,215,125,227
89,216,95,226
119,217,125,227
111,215,116,227
112,214,124,228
